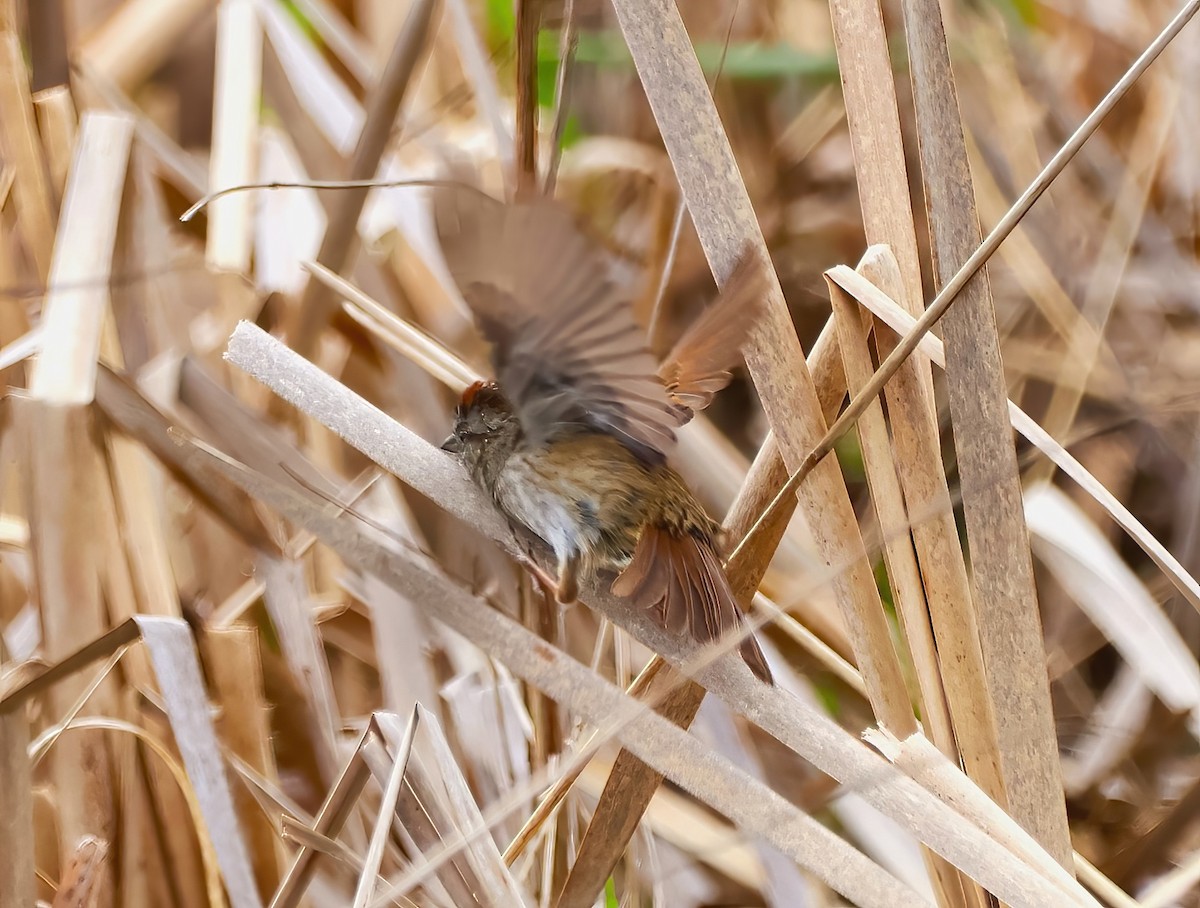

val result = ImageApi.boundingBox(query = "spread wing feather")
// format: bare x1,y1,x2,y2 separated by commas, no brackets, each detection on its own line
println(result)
434,186,683,461
657,251,765,417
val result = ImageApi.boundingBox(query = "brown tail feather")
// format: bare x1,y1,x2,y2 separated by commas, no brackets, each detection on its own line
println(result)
612,525,774,684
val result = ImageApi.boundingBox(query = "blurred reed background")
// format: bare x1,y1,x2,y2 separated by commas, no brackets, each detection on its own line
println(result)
2,0,1200,906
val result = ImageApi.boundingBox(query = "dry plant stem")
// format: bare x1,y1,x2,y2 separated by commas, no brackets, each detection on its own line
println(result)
902,0,1072,866
302,259,477,391
853,254,1006,814
77,0,210,92
201,628,285,895
514,0,540,198
16,616,266,908
0,29,55,280
223,323,1103,908
831,254,975,908
138,617,264,908
501,658,665,865
827,264,1200,615
554,670,703,908
22,112,132,896
556,314,849,908
0,708,34,908
270,728,375,908
351,709,418,908
829,257,953,748
33,85,77,201
207,0,262,274
731,0,1200,567
542,0,576,195
289,0,437,358
94,368,276,551
610,0,913,732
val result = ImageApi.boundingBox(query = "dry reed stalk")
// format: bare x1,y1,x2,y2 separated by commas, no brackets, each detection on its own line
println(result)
138,617,263,908
77,0,211,92
201,626,286,898
208,0,262,275
0,29,55,281
822,12,1009,888
610,0,913,737
32,85,76,202
351,709,419,908
900,0,1073,865
829,257,953,743
513,0,540,197
23,112,133,903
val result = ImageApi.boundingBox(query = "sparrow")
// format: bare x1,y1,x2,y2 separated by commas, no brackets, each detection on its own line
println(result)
435,185,773,684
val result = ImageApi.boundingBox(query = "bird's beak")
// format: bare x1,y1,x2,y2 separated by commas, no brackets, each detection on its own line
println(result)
440,434,463,455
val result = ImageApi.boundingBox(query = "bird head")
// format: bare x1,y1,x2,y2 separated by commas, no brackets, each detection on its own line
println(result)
441,380,522,484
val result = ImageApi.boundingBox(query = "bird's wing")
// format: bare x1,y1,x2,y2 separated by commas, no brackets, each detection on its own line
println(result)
434,186,683,461
657,249,764,419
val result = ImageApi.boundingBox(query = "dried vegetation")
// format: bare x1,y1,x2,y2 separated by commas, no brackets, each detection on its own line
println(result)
2,0,1200,906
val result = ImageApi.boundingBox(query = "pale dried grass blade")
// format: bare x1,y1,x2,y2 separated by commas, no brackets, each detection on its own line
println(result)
270,728,374,908
899,0,1071,865
136,615,263,908
257,555,343,786
838,249,1007,825
393,707,531,907
202,626,285,897
30,111,133,405
303,260,478,392
32,85,76,201
1025,485,1200,724
576,757,764,891
829,259,950,744
18,394,116,879
351,710,419,908
289,0,439,357
208,0,263,274
865,730,1097,908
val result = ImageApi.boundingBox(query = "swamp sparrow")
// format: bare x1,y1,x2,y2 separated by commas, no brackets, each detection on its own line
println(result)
435,186,772,684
